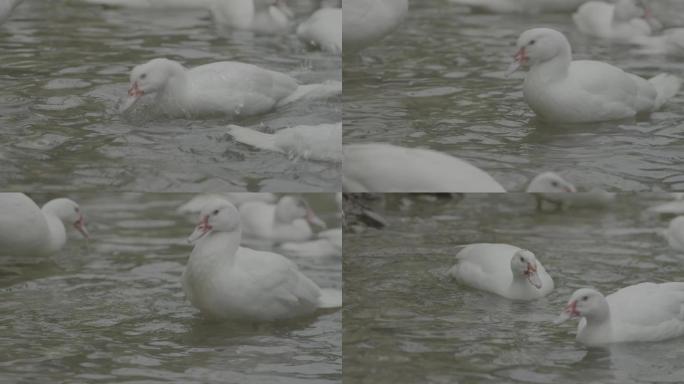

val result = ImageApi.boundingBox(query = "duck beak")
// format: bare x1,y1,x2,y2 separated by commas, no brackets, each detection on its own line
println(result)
564,184,577,193
505,47,527,77
554,300,579,324
306,209,327,229
188,215,212,244
525,262,542,289
274,0,294,19
73,215,90,239
120,81,144,112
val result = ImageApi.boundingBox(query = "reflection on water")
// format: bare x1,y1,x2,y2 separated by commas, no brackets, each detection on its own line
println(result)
343,0,684,191
0,193,341,383
343,194,684,384
0,1,340,192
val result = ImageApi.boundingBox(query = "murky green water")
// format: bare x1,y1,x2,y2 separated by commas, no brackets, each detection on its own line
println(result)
343,0,684,192
0,193,341,383
343,194,684,384
0,1,340,192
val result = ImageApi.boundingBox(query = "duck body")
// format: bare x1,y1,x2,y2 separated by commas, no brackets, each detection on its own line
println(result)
665,216,684,252
343,143,505,193
280,228,342,258
448,0,591,14
511,28,681,123
238,196,324,243
183,200,341,321
0,0,23,25
0,193,88,256
343,0,408,53
183,233,324,321
123,59,298,118
448,243,554,300
557,283,684,346
227,123,342,162
297,7,342,55
573,0,651,41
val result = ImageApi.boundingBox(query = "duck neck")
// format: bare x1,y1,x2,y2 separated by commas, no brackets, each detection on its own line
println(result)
509,273,535,296
578,304,612,343
190,230,241,269
40,208,67,254
529,49,572,84
158,62,190,107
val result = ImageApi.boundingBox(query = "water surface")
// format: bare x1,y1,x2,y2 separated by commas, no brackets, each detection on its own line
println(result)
0,1,341,192
343,0,684,191
344,193,684,384
0,193,341,383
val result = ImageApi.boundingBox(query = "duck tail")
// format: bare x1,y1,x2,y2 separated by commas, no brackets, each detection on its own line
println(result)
317,288,342,309
278,80,342,106
649,73,682,109
226,125,280,153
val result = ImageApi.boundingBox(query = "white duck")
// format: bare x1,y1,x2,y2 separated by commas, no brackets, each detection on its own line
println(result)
343,0,409,54
80,0,294,34
527,172,617,210
182,200,341,321
448,243,554,300
555,283,684,346
280,228,342,258
632,28,684,56
297,6,342,55
239,196,326,243
342,143,505,193
210,0,294,34
121,58,341,117
447,0,592,14
0,193,89,256
665,216,684,252
227,122,341,163
177,193,276,215
0,0,23,25
507,28,681,123
573,0,652,42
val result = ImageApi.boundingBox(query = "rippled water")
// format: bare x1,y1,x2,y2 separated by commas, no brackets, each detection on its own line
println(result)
343,0,684,192
0,1,341,192
0,193,341,383
343,194,684,384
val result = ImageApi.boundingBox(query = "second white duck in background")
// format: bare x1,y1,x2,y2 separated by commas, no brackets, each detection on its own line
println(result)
297,5,342,55
343,0,408,54
239,196,326,243
573,0,652,42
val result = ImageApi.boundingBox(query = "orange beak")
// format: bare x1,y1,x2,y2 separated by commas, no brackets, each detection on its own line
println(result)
73,215,89,239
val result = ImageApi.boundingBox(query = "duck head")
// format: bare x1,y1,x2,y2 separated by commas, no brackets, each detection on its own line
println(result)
506,28,572,76
121,58,185,112
555,288,609,324
42,198,89,239
188,201,241,244
275,196,326,229
510,249,543,289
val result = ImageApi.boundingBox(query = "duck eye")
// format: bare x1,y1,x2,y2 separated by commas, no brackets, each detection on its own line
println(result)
582,296,588,301
213,209,219,215
551,181,559,187
529,39,536,45
520,256,524,262
140,73,147,80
